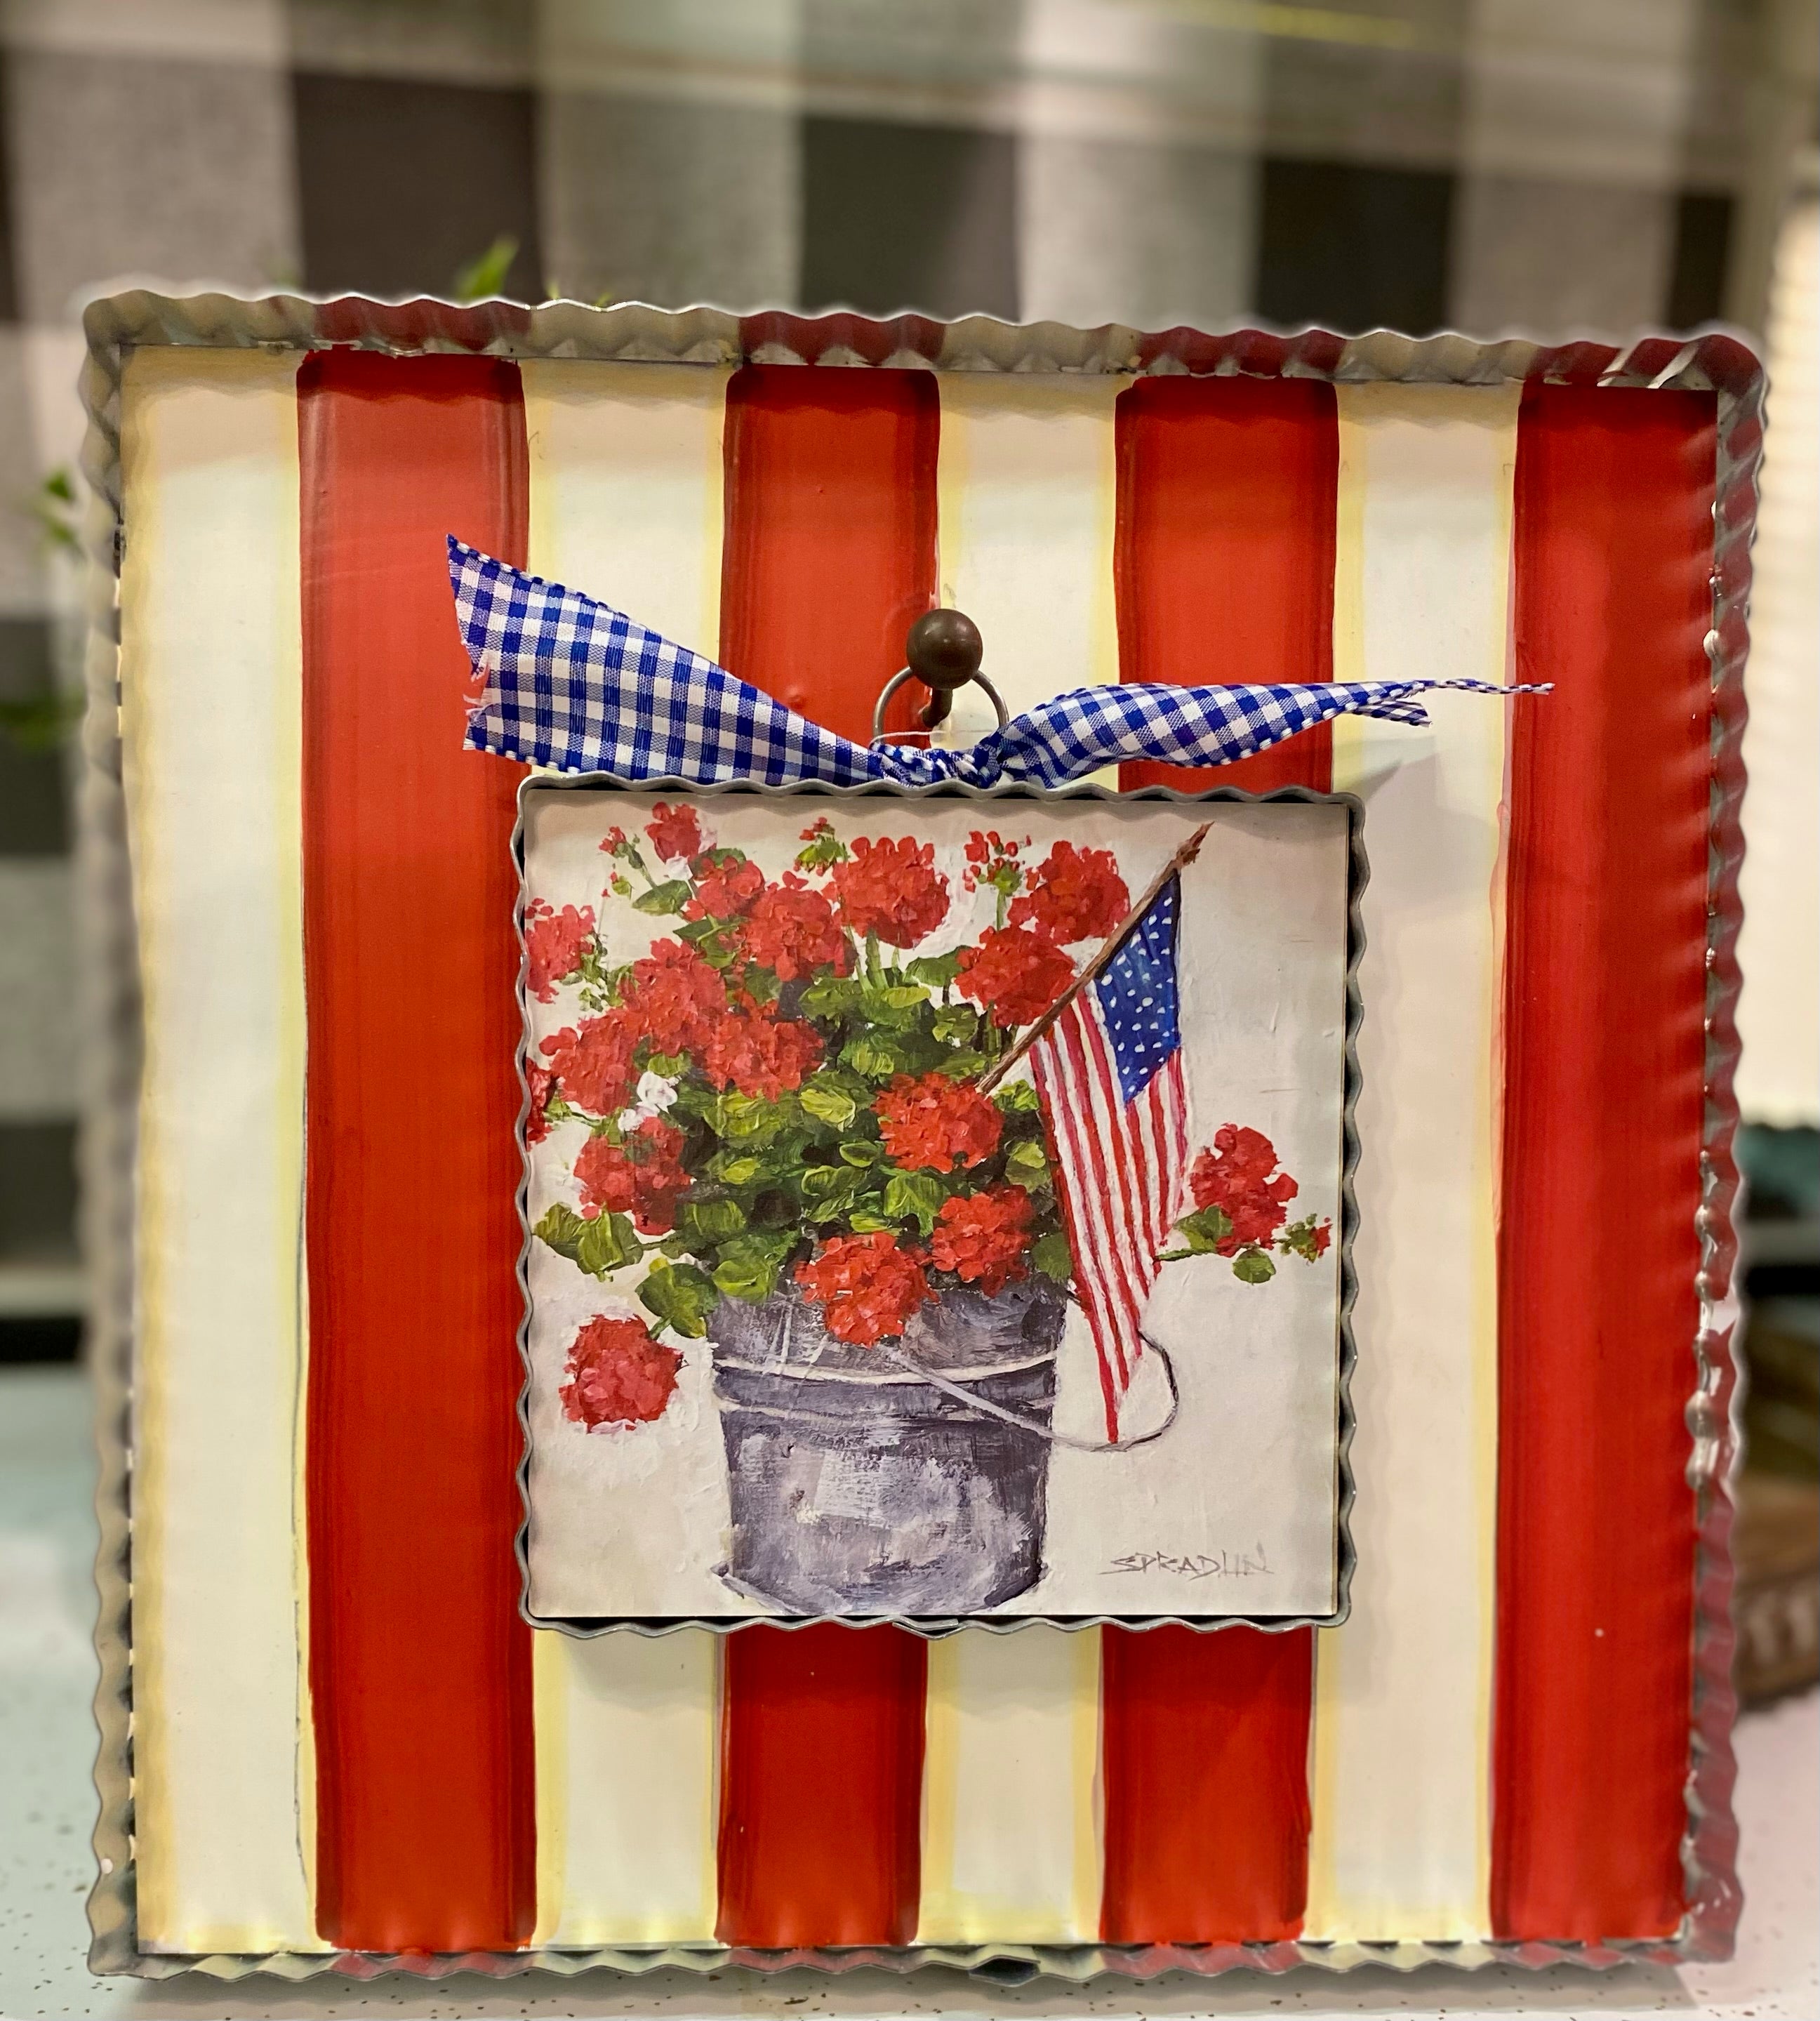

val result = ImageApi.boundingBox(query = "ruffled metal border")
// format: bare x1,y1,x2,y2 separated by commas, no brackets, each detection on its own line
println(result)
77,291,1758,1980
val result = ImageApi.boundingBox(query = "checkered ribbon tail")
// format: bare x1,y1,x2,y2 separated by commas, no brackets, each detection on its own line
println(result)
450,539,1548,788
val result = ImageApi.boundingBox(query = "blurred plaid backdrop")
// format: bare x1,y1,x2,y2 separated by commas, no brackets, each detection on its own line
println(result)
0,0,1813,1349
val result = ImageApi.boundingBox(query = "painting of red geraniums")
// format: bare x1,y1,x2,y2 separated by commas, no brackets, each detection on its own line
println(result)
517,791,1353,1626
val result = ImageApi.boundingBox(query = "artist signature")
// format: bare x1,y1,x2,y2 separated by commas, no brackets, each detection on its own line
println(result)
1105,1544,1272,1580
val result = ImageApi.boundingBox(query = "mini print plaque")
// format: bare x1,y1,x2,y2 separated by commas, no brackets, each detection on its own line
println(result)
517,786,1355,1628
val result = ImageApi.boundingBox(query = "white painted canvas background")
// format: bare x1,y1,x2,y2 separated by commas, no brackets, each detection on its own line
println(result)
521,790,1348,1623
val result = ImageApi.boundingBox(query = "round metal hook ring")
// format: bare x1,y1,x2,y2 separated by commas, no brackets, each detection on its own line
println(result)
870,664,1010,744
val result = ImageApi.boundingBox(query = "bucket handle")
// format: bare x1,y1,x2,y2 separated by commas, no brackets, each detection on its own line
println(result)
875,1322,1179,1455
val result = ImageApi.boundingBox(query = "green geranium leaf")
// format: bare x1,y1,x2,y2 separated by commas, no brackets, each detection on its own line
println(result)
710,1092,799,1144
800,1162,861,1202
1232,1245,1277,1285
799,975,861,1020
1277,1213,1330,1264
936,1049,990,1078
905,952,962,988
800,1080,859,1129
883,1168,948,1235
846,1210,895,1233
639,1259,718,1337
1032,1230,1073,1283
676,1194,747,1249
711,1231,799,1302
995,1080,1041,1115
1003,1139,1051,1191
533,1202,588,1265
632,880,693,915
1173,1202,1235,1254
839,1139,884,1167
865,983,931,1021
577,1210,641,1277
836,1035,929,1083
709,1153,766,1187
931,1004,980,1043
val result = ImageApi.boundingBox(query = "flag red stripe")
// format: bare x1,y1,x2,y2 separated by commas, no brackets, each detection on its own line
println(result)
299,354,535,1950
1037,1010,1133,1394
1056,1007,1145,1386
1077,1001,1162,1374
1102,376,1329,1943
1114,376,1339,792
1032,1038,1124,1442
1491,387,1713,1940
712,363,937,1947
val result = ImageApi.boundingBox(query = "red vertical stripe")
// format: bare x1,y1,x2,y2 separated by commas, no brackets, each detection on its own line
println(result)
719,364,939,742
717,1625,929,1947
1101,375,1327,1942
300,353,535,1951
714,363,938,1946
1492,387,1713,1940
1114,376,1339,793
1101,1626,1314,1941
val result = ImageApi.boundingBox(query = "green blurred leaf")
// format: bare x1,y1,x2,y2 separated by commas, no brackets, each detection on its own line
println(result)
0,690,81,752
453,234,519,301
931,1004,979,1043
905,952,962,988
799,975,862,1020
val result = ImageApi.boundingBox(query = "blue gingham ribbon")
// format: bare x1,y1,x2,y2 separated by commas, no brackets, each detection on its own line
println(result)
451,538,1547,789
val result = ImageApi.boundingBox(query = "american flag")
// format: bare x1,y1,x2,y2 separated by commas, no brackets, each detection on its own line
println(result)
1028,872,1192,1445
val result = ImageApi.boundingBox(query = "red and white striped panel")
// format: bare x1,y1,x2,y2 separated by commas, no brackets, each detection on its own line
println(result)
120,340,1712,1956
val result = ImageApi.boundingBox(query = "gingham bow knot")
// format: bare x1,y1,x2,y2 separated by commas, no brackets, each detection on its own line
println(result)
449,538,1548,788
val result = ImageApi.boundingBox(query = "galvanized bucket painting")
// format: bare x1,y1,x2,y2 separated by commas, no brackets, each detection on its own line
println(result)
515,780,1355,1630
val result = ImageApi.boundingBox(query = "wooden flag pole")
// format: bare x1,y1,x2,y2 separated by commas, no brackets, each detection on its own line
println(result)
976,821,1211,1094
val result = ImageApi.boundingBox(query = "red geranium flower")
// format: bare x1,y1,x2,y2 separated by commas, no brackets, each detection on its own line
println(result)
796,1231,930,1346
559,1313,682,1428
574,1118,689,1233
1010,841,1129,946
620,939,727,1056
956,925,1076,1028
524,898,595,1003
740,875,851,981
703,1007,823,1099
540,1015,637,1117
874,1072,1002,1173
687,854,765,921
830,835,950,947
1189,1124,1299,1253
646,801,704,865
931,1184,1033,1294
524,1059,557,1144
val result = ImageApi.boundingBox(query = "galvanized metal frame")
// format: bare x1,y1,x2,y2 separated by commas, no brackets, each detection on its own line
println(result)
511,774,1363,1642
78,290,1756,1980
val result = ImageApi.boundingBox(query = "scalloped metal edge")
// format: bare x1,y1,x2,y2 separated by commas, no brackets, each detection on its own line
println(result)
510,775,1362,1641
75,291,1755,1979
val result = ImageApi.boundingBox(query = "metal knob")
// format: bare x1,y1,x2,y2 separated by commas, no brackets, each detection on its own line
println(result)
872,608,1008,742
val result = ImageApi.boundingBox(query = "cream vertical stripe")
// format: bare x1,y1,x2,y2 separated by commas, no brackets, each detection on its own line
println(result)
522,358,724,1944
917,1629,1101,1944
1306,383,1519,1944
121,347,323,1952
522,359,729,657
921,373,1117,1937
934,373,1120,746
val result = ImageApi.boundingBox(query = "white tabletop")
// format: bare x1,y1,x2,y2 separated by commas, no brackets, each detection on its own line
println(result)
3,1363,1814,2021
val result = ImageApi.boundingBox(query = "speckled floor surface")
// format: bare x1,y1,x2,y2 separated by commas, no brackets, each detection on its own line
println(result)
2,1365,1814,2020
